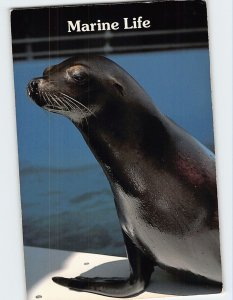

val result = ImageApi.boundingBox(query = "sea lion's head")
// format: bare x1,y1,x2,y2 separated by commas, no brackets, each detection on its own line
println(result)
27,55,126,124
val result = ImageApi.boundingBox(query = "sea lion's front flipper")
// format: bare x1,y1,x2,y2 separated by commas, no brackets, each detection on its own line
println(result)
52,233,154,297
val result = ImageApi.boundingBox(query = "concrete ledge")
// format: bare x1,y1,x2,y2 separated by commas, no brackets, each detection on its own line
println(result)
24,247,221,300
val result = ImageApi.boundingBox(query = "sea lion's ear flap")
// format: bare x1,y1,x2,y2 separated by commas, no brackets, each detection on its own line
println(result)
110,77,125,96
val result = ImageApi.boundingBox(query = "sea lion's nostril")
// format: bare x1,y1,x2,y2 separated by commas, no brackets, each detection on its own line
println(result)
27,80,37,96
30,80,39,91
27,79,46,107
32,80,37,87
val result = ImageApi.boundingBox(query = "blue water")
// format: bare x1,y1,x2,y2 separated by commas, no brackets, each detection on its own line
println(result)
14,50,214,256
20,163,124,255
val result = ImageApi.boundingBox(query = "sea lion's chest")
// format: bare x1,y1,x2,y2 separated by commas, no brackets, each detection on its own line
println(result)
112,178,221,282
112,166,205,237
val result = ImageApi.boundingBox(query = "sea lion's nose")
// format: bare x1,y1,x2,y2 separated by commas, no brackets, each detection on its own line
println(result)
27,78,46,107
30,80,38,89
27,80,37,96
29,80,38,94
27,78,43,96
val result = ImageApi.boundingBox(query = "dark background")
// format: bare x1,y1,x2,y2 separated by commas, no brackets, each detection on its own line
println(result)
11,0,208,60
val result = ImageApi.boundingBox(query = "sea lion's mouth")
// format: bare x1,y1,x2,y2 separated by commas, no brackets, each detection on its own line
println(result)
27,78,97,124
27,79,69,111
27,80,47,107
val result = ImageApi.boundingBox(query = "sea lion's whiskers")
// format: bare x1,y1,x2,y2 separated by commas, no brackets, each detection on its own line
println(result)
60,92,96,117
43,91,53,107
43,92,54,107
44,92,63,110
60,95,80,110
58,94,80,111
50,93,71,111
67,99,89,125
62,97,90,124
59,93,83,109
43,92,53,106
54,93,80,111
61,94,95,125
54,93,88,125
51,92,89,124
58,93,85,111
54,94,76,110
67,99,88,125
50,94,69,110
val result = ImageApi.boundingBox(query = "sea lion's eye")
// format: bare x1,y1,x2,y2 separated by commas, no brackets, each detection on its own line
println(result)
72,72,88,85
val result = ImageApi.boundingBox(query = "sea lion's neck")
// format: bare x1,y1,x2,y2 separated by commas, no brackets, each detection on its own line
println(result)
73,101,170,192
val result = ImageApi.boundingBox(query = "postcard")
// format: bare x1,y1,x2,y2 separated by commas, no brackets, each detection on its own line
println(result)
11,1,222,299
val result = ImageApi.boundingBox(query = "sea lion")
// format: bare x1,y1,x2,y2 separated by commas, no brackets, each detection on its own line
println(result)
27,55,222,297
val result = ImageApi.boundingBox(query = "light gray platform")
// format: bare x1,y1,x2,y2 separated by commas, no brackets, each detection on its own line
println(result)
24,247,221,300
